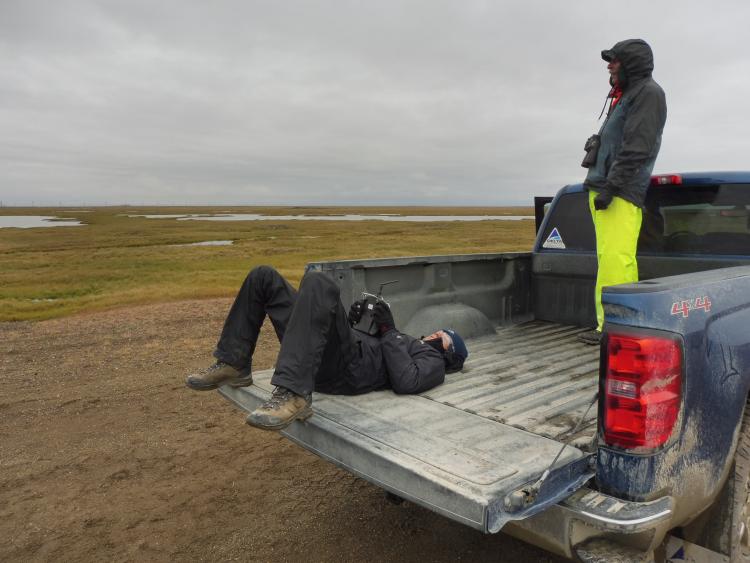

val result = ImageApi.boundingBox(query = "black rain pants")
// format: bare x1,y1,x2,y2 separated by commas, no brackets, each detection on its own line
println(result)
213,266,361,397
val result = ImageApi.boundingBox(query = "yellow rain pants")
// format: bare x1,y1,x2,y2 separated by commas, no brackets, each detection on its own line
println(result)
588,190,643,332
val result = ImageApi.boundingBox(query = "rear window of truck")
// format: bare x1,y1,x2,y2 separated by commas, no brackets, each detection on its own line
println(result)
643,184,750,255
539,184,750,256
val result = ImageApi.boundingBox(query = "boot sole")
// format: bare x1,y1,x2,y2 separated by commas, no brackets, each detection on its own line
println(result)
185,380,219,391
245,406,313,431
227,377,253,388
185,376,253,391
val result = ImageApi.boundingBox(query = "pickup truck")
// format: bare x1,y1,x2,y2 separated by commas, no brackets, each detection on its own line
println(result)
219,172,750,562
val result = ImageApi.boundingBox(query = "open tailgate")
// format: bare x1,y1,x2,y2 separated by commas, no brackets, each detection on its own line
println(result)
219,369,594,533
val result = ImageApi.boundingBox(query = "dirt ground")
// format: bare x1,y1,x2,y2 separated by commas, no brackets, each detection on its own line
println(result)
0,299,565,562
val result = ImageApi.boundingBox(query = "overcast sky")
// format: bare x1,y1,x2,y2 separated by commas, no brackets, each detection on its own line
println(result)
1,1,748,206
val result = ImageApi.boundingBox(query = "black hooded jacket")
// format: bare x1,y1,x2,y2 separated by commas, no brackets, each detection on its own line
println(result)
584,39,667,208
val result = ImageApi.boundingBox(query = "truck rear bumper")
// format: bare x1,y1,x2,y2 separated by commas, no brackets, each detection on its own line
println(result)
562,488,673,533
505,487,674,558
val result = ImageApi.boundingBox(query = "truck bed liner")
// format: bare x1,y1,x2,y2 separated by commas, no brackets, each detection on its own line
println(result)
218,321,599,533
426,321,600,445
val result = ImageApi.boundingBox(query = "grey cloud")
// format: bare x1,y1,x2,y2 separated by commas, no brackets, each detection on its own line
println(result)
1,0,749,206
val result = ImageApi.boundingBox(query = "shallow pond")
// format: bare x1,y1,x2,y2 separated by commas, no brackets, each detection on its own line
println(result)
170,240,234,247
126,213,534,222
0,216,84,229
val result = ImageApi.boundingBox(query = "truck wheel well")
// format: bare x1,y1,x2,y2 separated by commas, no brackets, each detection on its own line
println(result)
678,396,750,557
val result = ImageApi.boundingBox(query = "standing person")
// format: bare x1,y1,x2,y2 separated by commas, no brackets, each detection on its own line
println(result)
578,39,667,344
185,265,468,430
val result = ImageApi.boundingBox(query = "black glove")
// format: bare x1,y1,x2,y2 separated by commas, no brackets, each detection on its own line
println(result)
372,301,395,335
594,191,613,210
347,299,366,327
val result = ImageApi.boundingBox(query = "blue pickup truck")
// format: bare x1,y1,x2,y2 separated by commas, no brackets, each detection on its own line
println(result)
220,172,750,561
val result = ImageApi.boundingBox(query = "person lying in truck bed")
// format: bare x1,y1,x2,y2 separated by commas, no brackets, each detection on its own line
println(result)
185,265,468,431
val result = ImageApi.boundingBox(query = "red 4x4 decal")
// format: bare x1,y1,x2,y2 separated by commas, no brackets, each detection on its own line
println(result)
671,296,712,318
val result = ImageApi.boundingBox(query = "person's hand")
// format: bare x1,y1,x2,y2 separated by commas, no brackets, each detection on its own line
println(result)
347,299,366,326
373,301,395,335
594,191,613,210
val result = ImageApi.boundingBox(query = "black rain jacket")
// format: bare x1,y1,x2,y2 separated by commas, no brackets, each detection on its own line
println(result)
584,39,667,208
354,330,446,395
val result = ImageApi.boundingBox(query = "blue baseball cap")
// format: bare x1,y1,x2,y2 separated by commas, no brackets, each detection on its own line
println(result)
443,328,468,373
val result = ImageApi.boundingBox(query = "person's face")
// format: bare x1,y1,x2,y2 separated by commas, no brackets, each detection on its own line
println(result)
423,330,453,352
607,58,621,84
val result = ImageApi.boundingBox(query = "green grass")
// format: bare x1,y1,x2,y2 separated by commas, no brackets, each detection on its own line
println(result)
0,206,536,321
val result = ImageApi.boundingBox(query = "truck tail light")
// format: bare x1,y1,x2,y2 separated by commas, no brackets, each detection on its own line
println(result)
603,333,682,449
650,174,683,186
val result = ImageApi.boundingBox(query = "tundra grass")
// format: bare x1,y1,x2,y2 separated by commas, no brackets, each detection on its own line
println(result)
0,206,536,321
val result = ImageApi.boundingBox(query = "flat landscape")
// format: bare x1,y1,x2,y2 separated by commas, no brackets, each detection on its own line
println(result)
0,207,565,562
0,206,535,322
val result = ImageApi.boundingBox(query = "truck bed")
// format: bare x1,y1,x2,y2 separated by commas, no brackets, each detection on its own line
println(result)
219,321,599,533
426,320,600,446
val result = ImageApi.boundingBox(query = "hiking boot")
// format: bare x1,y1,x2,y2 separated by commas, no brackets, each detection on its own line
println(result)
185,362,253,391
246,387,313,431
577,330,602,346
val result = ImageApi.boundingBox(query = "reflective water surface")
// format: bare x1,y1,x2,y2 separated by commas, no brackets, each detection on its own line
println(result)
170,240,234,247
0,216,84,228
125,213,533,222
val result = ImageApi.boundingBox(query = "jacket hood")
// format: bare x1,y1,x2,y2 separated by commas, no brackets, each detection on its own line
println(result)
601,39,654,83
